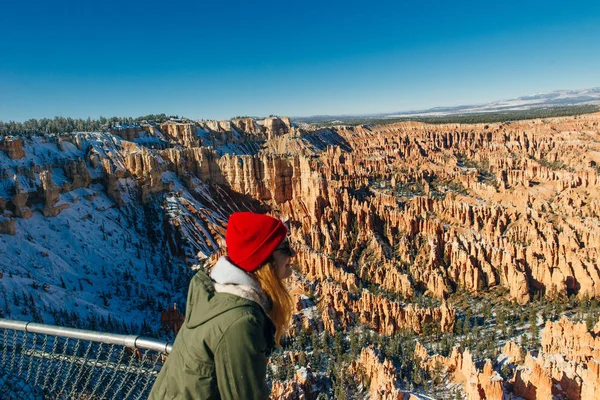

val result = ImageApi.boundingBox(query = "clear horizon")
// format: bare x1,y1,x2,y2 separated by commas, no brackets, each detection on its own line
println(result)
1,0,599,122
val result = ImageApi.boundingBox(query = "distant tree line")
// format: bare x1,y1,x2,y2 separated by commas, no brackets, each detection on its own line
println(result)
305,105,600,127
0,114,179,136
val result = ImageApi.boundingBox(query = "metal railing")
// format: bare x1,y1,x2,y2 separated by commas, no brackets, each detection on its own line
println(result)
0,318,172,399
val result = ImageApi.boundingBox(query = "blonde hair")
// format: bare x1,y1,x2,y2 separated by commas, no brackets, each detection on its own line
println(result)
253,260,294,346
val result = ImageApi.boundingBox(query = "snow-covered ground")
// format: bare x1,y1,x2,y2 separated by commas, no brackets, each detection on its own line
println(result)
0,182,190,333
0,132,236,335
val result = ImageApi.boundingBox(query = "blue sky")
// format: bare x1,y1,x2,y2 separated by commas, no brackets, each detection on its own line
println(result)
1,0,599,121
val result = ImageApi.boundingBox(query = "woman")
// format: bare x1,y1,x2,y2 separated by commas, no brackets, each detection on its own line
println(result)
149,212,295,400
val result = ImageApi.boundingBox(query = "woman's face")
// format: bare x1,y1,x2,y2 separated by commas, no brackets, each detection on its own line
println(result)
272,239,295,279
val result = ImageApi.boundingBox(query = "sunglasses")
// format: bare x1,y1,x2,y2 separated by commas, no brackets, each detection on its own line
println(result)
275,241,294,257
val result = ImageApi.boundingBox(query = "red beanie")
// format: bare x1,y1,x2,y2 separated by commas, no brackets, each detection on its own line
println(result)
226,212,288,272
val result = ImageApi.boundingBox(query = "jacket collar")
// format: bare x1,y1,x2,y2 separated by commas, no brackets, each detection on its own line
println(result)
210,256,270,312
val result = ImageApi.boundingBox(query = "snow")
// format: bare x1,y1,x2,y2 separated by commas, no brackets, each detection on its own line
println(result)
0,134,206,335
164,191,223,259
0,133,132,200
0,185,188,327
403,391,439,400
0,136,84,170
116,177,139,204
215,141,264,156
296,366,308,380
382,87,600,118
51,168,68,187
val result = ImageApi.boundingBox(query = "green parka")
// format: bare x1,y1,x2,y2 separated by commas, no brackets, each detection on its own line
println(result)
149,269,276,400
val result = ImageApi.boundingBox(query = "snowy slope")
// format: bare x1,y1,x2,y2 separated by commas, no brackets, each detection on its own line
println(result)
0,184,189,333
0,132,235,338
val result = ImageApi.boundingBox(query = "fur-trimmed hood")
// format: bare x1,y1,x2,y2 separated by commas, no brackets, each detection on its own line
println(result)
210,256,270,312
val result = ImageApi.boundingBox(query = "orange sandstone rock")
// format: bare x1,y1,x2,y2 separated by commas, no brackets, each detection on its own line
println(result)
416,344,504,400
319,281,455,335
501,341,524,364
0,137,25,159
509,317,600,399
349,347,407,400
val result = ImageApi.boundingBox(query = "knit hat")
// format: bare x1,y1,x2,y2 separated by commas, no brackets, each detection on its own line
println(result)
226,212,288,272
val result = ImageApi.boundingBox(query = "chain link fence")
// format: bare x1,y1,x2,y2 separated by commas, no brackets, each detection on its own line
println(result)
0,318,172,399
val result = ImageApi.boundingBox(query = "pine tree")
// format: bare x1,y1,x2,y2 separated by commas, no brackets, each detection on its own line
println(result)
334,379,348,400
276,357,288,381
349,330,360,358
323,329,331,349
528,309,539,348
333,331,344,358
586,312,596,331
464,309,472,334
311,329,320,352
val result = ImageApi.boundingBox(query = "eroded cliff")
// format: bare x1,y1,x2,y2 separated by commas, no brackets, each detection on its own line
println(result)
3,112,600,398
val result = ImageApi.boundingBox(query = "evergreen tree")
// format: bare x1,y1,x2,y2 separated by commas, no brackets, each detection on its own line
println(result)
464,309,472,334
528,309,539,348
323,329,331,349
586,312,596,331
349,330,360,358
333,330,344,359
311,329,320,352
